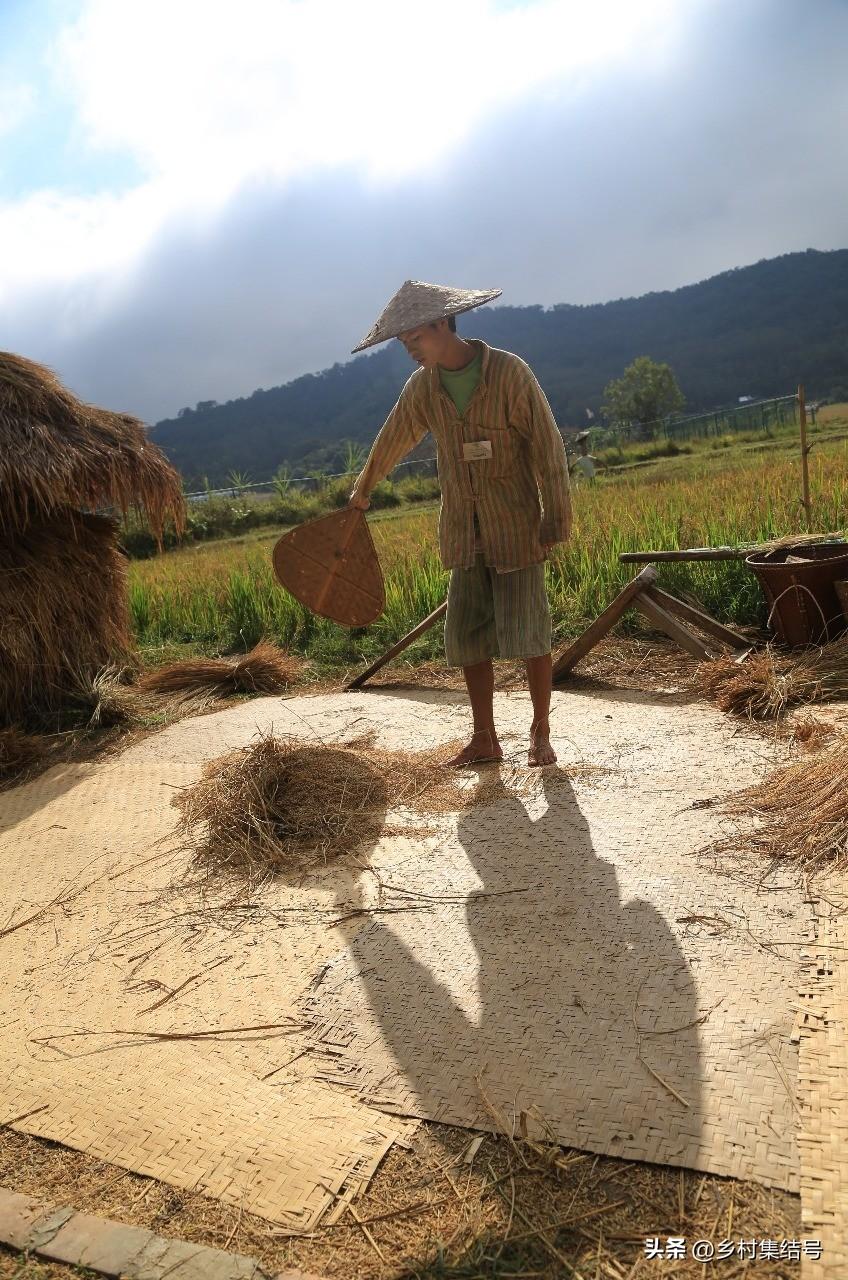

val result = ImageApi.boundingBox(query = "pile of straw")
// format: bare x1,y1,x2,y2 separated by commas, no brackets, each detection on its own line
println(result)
175,732,485,880
719,740,848,871
138,642,300,707
175,736,388,879
0,512,134,726
697,637,848,719
1,349,185,728
0,727,49,783
774,712,836,752
0,350,184,545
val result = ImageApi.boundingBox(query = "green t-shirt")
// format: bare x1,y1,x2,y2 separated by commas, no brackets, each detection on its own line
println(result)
438,349,482,417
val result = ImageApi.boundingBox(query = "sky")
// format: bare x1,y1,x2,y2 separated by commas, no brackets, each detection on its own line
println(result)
1,0,847,423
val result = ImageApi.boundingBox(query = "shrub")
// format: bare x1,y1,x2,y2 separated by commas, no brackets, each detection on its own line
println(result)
369,481,402,509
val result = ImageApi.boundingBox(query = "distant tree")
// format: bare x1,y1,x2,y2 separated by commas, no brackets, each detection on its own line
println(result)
226,469,251,496
196,400,219,413
342,440,367,474
602,357,685,437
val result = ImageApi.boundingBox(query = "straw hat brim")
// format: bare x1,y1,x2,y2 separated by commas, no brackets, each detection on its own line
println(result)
352,281,502,353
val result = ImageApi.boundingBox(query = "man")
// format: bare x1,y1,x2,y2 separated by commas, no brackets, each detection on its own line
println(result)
348,280,571,768
569,430,603,481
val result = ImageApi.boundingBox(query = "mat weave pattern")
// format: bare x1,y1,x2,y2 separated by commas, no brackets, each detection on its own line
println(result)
290,694,811,1192
797,881,848,1276
0,740,412,1230
2,1048,399,1232
0,688,825,1226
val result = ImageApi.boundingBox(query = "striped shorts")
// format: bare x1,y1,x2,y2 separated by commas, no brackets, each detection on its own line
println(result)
444,554,552,668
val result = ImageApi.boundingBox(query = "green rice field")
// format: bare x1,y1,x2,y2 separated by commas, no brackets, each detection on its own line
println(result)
129,407,848,669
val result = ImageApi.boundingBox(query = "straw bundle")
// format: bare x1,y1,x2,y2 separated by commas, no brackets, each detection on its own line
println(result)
138,642,300,706
753,530,844,553
174,732,487,881
778,712,837,751
0,512,134,726
0,727,49,782
66,664,147,729
0,350,184,544
175,735,390,880
719,740,848,871
696,638,848,719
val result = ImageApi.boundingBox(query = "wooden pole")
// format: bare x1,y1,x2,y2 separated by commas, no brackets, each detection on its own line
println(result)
551,566,657,681
798,383,812,525
344,600,448,690
643,585,750,650
620,548,743,564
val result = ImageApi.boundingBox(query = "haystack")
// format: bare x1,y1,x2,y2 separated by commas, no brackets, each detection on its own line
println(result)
0,351,184,726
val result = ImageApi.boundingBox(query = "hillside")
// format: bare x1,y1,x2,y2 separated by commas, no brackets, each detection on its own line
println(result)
150,248,848,486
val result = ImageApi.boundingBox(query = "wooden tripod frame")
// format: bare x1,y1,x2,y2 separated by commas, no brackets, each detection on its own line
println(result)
551,566,750,682
344,567,750,691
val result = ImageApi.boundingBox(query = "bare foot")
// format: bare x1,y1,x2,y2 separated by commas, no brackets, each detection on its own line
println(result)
446,729,504,768
528,720,557,767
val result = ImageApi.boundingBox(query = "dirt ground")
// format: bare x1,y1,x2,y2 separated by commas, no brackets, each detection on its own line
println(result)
0,1119,803,1279
0,636,810,1278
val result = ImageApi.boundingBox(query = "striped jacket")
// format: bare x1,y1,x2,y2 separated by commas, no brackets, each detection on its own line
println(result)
352,340,572,571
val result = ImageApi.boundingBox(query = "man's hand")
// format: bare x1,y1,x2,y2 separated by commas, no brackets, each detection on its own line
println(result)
348,493,371,511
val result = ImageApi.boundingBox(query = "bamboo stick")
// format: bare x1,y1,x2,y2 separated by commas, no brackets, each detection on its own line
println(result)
345,600,448,690
798,383,812,525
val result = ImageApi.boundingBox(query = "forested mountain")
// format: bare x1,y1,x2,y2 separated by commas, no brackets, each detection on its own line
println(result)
150,248,848,486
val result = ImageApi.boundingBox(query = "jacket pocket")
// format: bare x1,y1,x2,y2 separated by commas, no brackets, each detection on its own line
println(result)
477,425,515,480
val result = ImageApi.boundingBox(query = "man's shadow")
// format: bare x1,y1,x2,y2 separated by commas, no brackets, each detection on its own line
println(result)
339,768,704,1169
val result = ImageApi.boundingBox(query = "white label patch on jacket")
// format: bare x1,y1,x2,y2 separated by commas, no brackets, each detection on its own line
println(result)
462,440,493,461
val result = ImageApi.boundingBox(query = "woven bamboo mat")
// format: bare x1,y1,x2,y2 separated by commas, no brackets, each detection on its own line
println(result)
0,748,412,1230
1,1046,401,1232
286,691,811,1193
0,687,823,1226
797,881,848,1276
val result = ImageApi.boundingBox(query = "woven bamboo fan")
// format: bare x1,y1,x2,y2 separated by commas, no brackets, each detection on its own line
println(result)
272,508,385,627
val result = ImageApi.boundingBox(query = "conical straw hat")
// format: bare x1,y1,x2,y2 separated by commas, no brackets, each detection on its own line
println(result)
351,280,501,353
272,508,385,627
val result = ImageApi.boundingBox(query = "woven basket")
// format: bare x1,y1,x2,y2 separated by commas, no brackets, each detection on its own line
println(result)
746,544,848,646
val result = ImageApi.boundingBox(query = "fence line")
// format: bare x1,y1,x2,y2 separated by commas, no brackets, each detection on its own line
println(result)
594,393,798,446
185,452,439,501
186,393,802,500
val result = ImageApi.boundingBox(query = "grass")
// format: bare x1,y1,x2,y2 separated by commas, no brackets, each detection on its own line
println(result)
121,470,440,557
127,408,848,668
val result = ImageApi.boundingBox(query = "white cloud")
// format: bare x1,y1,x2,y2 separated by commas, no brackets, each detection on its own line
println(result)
0,184,166,301
3,0,846,419
53,0,680,191
0,0,681,310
